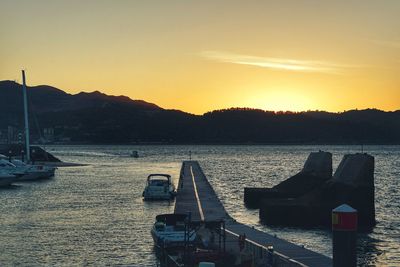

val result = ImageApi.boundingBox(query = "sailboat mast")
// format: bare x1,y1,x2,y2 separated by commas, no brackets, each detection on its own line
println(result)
22,70,30,162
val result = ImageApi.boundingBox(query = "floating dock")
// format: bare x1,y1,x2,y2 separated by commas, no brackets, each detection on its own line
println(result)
174,161,332,267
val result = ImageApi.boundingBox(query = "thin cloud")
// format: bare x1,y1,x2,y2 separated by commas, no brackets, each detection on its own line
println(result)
201,51,359,74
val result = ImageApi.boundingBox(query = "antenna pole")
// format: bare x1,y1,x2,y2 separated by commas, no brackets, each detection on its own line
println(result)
22,70,30,163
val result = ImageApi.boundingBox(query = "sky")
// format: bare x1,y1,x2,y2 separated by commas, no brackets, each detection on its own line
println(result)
1,0,399,114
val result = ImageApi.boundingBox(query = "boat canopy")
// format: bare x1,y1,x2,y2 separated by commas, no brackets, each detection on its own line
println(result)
155,214,187,225
147,174,171,181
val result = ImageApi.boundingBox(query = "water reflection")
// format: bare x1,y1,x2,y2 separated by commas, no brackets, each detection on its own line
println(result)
0,145,398,266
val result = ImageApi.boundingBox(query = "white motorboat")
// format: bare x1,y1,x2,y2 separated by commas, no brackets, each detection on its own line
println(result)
0,159,26,176
143,174,176,200
0,159,55,181
11,159,56,181
151,214,196,248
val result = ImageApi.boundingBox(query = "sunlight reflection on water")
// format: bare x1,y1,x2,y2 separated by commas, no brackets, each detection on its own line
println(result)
0,145,398,266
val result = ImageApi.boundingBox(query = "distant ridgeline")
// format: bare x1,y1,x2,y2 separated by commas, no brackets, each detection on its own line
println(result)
1,80,400,144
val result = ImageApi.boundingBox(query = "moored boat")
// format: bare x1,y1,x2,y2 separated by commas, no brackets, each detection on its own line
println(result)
143,174,176,200
130,151,139,158
10,159,56,181
151,214,196,249
154,218,231,267
0,158,55,181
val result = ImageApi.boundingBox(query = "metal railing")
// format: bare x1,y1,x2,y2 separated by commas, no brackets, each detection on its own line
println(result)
225,228,308,267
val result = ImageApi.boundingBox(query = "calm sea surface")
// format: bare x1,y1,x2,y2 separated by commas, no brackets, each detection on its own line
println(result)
0,145,398,266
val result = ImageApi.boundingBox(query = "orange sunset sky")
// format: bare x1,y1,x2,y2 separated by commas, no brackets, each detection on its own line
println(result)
1,0,399,114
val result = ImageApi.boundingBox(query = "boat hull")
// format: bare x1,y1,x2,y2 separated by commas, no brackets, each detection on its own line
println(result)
143,193,175,200
143,186,176,200
0,174,18,187
17,168,55,181
151,228,196,249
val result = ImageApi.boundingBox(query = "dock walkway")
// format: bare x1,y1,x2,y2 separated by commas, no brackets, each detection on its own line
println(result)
174,161,332,267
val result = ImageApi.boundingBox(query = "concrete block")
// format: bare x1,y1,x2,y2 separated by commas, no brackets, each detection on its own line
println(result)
244,151,332,208
259,153,375,229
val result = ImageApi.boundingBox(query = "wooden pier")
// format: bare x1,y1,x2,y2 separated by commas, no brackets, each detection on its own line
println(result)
174,161,332,267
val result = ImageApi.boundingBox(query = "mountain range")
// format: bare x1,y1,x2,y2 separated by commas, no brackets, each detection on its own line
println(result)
1,80,399,144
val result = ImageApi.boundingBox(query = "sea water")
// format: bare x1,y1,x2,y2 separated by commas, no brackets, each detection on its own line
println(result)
0,145,398,266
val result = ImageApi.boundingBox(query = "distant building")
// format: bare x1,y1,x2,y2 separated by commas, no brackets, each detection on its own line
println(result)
2,126,24,144
7,126,14,144
7,126,20,144
0,130,4,144
43,128,55,142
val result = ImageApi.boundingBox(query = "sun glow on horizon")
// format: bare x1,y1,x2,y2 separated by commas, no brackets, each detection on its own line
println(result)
1,1,400,114
242,88,315,112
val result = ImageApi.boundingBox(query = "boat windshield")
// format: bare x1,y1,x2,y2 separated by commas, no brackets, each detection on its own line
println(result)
175,221,185,231
11,160,25,167
155,222,166,231
149,179,168,186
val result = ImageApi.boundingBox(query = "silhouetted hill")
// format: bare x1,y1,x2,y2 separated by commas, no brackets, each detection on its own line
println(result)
0,80,159,114
1,80,399,144
0,80,161,130
201,108,400,144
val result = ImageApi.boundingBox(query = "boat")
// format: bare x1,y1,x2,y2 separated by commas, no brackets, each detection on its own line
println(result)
154,218,231,267
9,70,57,179
130,151,139,158
0,158,55,181
0,159,26,177
0,172,19,187
143,174,176,200
151,214,196,249
10,159,56,181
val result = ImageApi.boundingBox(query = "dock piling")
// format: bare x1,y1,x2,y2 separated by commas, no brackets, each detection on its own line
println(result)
332,204,357,267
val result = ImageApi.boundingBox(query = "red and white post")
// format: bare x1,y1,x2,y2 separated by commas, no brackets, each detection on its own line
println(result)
332,204,358,267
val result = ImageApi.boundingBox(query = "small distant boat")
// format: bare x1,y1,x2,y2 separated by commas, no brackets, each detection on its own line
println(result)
130,151,139,158
143,174,176,200
151,214,196,249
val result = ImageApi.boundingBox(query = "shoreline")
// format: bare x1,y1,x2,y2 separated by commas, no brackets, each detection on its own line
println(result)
35,161,88,167
32,142,400,146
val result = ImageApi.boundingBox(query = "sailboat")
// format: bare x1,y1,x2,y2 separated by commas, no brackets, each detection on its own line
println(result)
0,71,57,185
1,71,56,182
20,70,56,179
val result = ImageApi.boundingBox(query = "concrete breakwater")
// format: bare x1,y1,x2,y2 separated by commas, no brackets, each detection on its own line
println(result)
244,152,375,229
175,161,332,267
244,151,332,208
